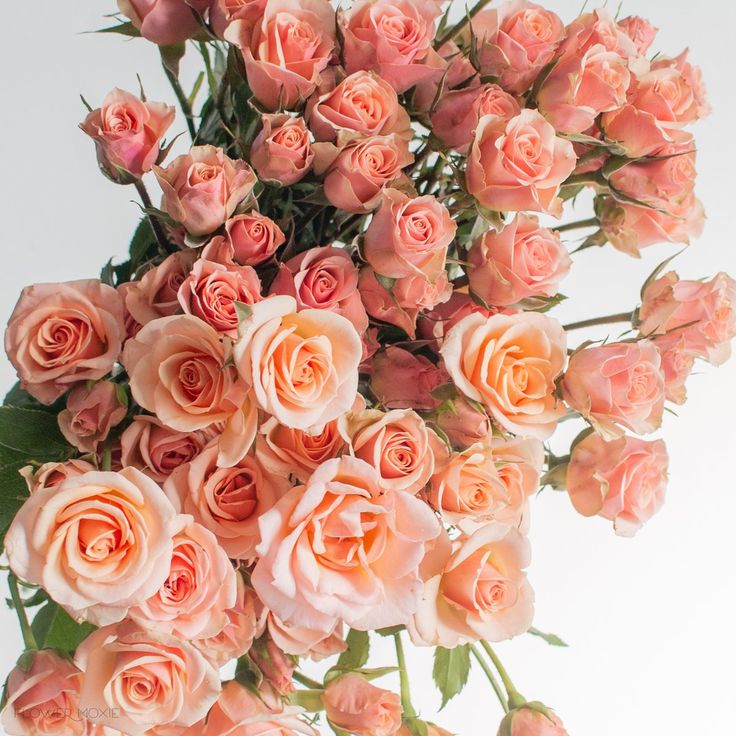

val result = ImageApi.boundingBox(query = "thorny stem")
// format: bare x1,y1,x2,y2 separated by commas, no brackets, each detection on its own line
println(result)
480,641,526,710
435,0,495,49
470,644,508,712
8,574,37,651
162,55,197,141
394,632,417,719
134,180,171,256
563,311,633,331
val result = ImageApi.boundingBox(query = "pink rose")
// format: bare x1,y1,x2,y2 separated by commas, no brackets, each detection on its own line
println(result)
617,16,658,55
58,380,126,453
560,8,638,58
471,1,565,94
233,295,361,431
269,246,368,332
412,39,477,113
363,189,456,281
80,87,174,183
440,312,567,439
251,115,315,186
500,706,569,736
203,212,286,267
178,258,262,337
567,432,669,537
210,0,267,37
154,145,257,236
225,0,337,111
341,0,445,93
468,214,571,307
267,615,347,658
467,110,577,216
19,459,95,494
252,456,441,631
412,523,534,647
4,280,125,404
323,675,402,736
418,293,497,350
653,333,696,405
117,0,210,46
651,50,710,119
435,395,493,449
76,620,220,735
561,341,665,438
5,467,178,626
250,636,297,701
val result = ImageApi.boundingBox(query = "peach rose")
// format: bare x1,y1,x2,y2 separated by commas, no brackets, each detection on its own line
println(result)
210,0,267,37
418,293,497,350
560,8,638,58
5,467,178,626
467,110,577,216
652,49,710,119
117,0,210,46
267,614,347,659
250,636,297,701
19,459,96,494
500,706,568,736
618,15,658,54
233,295,361,431
4,280,125,405
252,456,441,631
251,115,315,186
154,145,257,236
468,214,571,308
58,380,126,453
440,312,567,439
225,0,337,111
567,432,669,537
653,333,696,405
76,620,220,735
203,212,286,267
80,88,174,183
412,523,534,647
561,341,665,438
435,395,493,449
323,675,402,736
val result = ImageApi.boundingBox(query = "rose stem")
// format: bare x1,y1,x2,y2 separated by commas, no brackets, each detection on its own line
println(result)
469,644,509,712
434,0,495,49
563,312,634,332
480,641,526,710
293,671,324,690
393,631,418,719
133,180,172,256
555,217,599,233
161,53,197,141
8,574,37,651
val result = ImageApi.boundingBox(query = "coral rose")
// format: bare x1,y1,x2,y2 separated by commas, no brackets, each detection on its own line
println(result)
499,706,569,736
117,0,210,46
323,674,403,736
210,0,267,37
203,212,286,267
58,380,126,453
251,115,315,186
618,16,658,54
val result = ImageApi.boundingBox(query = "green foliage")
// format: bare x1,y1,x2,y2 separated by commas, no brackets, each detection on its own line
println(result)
30,602,95,653
432,645,471,709
337,628,370,670
527,628,569,647
289,689,325,712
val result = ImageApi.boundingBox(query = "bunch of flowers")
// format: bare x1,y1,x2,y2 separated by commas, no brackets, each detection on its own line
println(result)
0,1,733,735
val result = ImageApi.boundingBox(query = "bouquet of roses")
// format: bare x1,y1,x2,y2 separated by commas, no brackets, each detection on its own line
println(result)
0,1,733,735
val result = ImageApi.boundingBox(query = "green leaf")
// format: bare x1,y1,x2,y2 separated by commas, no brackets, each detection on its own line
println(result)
3,383,57,413
325,666,398,685
376,625,404,637
0,406,71,458
0,461,30,542
92,21,141,37
289,690,325,712
160,43,186,76
432,645,471,709
337,628,370,670
31,602,95,652
403,718,429,736
527,627,569,647
234,655,263,693
128,217,156,269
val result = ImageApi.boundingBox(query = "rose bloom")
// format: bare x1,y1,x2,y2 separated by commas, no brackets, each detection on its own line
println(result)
4,279,125,405
639,271,736,366
5,467,178,626
117,0,211,46
440,311,567,439
20,458,96,494
315,134,414,213
268,614,346,658
80,87,174,183
323,674,402,736
412,523,534,648
154,145,257,236
560,7,638,58
341,0,445,93
75,620,220,736
618,15,658,55
653,49,710,119
270,245,368,332
165,441,289,561
252,456,441,632
471,0,566,94
210,0,267,37
396,725,452,736
653,333,696,405
431,83,521,154
561,341,665,438
234,295,361,431
567,432,669,537
58,380,126,453
225,0,337,111
2,650,85,736
203,212,286,267
468,214,571,307
363,189,456,282
467,110,577,216
178,258,262,338
251,114,315,186
412,37,477,113
499,706,569,736
418,293,498,350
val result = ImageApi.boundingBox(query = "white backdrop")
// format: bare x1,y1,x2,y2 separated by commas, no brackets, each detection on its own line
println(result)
0,2,734,735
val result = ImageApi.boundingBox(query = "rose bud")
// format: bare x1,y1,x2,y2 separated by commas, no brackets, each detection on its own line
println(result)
617,15,658,54
251,115,315,186
202,213,286,267
323,674,403,736
653,333,696,405
435,395,493,448
210,0,268,38
117,0,211,46
20,459,96,494
497,705,569,736
250,637,297,700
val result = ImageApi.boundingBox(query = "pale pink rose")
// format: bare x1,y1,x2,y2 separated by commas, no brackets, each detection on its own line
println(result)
412,523,534,648
653,333,696,405
431,83,521,153
471,1,565,94
651,49,710,119
269,246,368,332
315,134,414,213
225,0,337,111
617,16,658,54
165,441,289,561
233,295,361,431
80,88,174,183
57,380,126,453
251,115,315,186
412,39,478,113
440,312,567,439
567,432,669,537
418,293,497,350
323,674,402,736
202,212,286,267
76,620,220,736
252,456,441,631
210,0,267,38
341,0,445,93
639,271,736,366
363,189,456,282
435,395,493,449
467,110,577,216
468,214,571,307
178,258,262,337
500,706,568,736
117,0,210,46
267,614,347,658
307,71,411,141
561,341,665,438
19,459,96,494
560,8,638,58
2,651,85,736
4,280,125,405
249,637,296,699
129,516,237,638
5,467,178,626
154,145,257,236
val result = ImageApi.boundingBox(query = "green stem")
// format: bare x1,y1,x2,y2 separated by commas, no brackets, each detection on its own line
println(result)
133,180,171,256
435,0,494,49
480,641,525,710
101,443,113,472
162,57,197,141
293,671,324,690
8,574,37,651
470,644,508,712
393,632,417,719
563,311,633,332
555,217,599,233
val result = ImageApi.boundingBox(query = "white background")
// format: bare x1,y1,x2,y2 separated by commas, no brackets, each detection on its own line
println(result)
0,2,734,735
